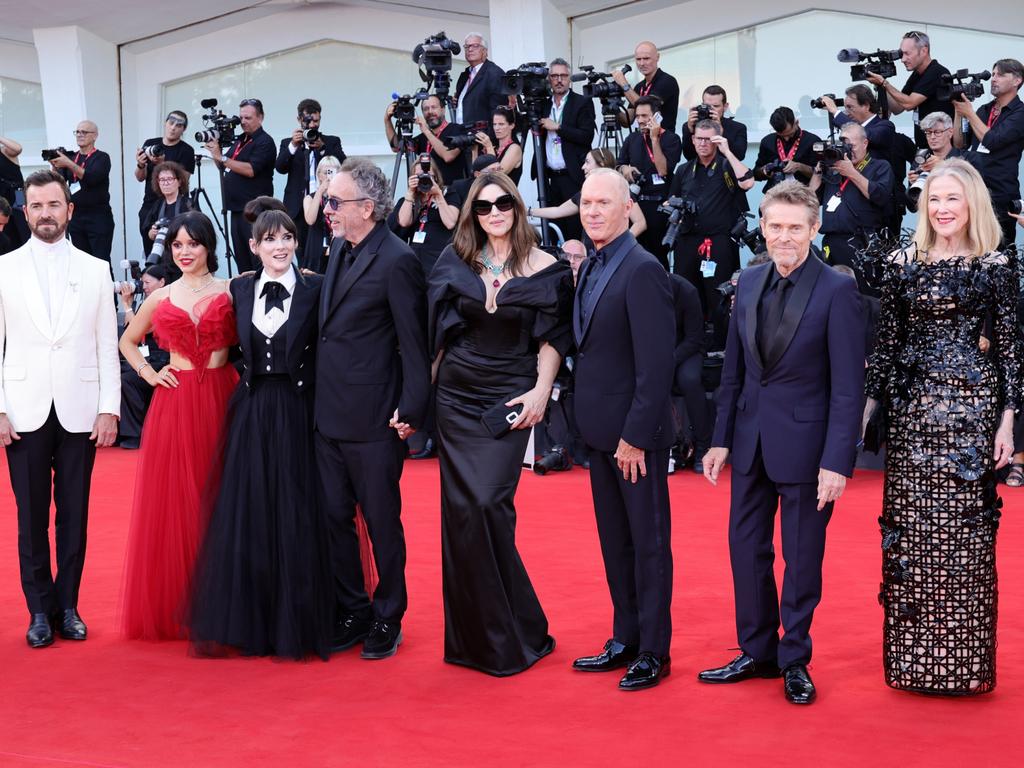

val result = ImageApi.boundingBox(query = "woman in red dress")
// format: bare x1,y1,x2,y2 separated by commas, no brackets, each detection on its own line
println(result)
118,211,238,641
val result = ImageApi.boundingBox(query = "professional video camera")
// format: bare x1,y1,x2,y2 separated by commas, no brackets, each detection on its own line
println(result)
502,63,551,103
194,99,241,147
937,69,992,102
762,159,788,186
660,196,699,247
40,147,69,162
906,148,932,209
837,48,900,82
444,120,490,150
810,93,838,110
813,137,852,167
730,212,766,254
572,64,631,112
390,90,430,136
413,31,460,102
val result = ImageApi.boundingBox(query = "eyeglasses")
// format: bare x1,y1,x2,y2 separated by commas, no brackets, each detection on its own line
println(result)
471,194,516,216
324,195,369,211
464,43,484,50
158,177,178,185
693,136,715,143
72,130,96,136
923,128,951,136
550,74,570,80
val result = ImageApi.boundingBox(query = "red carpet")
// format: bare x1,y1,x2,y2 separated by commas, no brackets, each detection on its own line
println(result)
0,450,1020,767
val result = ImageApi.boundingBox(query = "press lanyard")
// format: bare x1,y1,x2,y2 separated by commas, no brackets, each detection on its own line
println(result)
987,107,1001,129
230,134,252,160
837,157,871,195
777,132,802,161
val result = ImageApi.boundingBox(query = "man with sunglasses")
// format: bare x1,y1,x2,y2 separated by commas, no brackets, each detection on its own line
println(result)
867,30,953,150
134,111,195,254
206,98,276,272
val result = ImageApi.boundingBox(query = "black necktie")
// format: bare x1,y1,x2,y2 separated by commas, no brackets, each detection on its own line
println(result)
759,276,791,360
261,281,289,313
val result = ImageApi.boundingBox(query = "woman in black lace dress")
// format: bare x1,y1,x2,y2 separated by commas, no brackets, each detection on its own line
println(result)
864,159,1020,695
428,171,573,675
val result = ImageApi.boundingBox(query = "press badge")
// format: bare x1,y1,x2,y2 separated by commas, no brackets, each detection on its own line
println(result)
138,344,150,358
826,195,842,212
412,230,427,244
700,260,717,278
650,174,665,185
69,181,81,195
976,143,991,154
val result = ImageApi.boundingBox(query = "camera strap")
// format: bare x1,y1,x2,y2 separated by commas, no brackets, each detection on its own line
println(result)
776,132,803,162
229,133,252,160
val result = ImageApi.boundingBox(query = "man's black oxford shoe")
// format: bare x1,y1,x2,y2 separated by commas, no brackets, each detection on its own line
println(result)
697,653,781,683
783,664,817,705
59,609,87,641
27,614,54,648
572,639,639,672
331,614,371,653
619,652,670,691
361,620,402,659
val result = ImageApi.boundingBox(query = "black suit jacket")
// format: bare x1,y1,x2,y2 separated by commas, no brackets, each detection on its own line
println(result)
573,232,675,452
670,273,704,363
454,60,506,126
532,91,596,189
316,222,430,442
274,135,346,219
231,266,322,393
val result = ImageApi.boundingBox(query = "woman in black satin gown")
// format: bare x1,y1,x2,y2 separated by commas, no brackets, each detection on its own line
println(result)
427,171,573,675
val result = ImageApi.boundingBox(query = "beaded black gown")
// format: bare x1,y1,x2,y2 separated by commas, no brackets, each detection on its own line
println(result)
428,246,573,675
864,246,1021,695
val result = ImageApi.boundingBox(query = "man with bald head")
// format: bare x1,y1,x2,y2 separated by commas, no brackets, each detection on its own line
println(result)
48,120,114,268
613,41,681,132
570,168,675,691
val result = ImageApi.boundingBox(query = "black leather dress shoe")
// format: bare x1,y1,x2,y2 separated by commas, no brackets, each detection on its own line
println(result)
408,439,435,460
59,609,87,641
698,652,781,683
619,652,670,691
361,620,402,659
783,664,817,705
572,638,639,672
27,614,54,648
331,614,371,653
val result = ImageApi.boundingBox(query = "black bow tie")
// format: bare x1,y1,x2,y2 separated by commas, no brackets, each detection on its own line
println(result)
587,249,607,267
261,281,290,313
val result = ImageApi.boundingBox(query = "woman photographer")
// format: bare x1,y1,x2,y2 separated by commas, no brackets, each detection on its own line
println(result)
140,161,191,261
474,107,523,185
302,155,342,272
388,154,460,275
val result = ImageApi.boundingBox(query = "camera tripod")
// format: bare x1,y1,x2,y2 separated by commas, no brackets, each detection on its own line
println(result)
190,153,235,277
597,106,628,156
519,97,553,248
390,125,421,199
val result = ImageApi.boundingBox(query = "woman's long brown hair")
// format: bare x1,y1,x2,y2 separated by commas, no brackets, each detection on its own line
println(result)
451,171,537,277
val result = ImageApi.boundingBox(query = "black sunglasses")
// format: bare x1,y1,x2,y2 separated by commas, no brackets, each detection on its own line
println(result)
472,194,516,216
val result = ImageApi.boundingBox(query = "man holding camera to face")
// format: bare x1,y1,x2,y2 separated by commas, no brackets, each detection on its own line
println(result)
135,111,195,254
613,41,681,133
754,107,823,191
385,94,465,186
276,98,346,261
904,112,975,213
206,98,276,272
682,85,748,162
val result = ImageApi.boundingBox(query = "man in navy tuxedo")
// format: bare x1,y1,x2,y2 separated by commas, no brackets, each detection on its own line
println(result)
570,169,675,691
699,180,864,705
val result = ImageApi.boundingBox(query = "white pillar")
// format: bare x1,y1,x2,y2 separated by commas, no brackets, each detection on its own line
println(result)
32,26,125,265
487,0,571,68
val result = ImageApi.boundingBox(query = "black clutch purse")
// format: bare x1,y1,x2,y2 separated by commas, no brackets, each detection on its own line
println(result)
862,401,888,454
481,395,524,439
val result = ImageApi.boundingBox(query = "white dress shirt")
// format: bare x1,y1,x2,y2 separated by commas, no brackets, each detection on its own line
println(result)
252,267,296,339
545,94,568,171
456,65,481,124
29,235,71,328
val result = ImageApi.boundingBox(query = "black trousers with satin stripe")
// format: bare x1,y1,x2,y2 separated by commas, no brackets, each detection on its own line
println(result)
5,404,97,615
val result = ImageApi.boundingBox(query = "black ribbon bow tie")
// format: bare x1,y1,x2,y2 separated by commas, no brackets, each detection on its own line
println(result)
261,281,290,313
587,249,607,266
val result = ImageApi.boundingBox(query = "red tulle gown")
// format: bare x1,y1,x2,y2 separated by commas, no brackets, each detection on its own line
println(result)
120,292,238,641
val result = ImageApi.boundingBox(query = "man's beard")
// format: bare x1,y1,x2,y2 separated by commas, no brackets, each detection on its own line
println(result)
31,219,67,243
426,116,443,130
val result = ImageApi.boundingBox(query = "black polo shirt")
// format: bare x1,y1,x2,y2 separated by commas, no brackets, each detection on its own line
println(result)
617,130,682,198
411,122,467,186
222,126,276,212
633,69,681,133
59,149,111,215
682,117,748,162
139,138,196,205
669,154,748,235
817,155,894,234
754,129,823,190
903,60,954,148
970,95,1024,203
386,192,457,274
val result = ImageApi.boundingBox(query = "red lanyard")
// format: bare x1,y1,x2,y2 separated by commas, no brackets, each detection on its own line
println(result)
636,78,654,97
418,204,431,232
837,157,870,195
643,134,658,165
436,120,449,135
230,134,252,160
73,148,96,166
776,131,802,162
987,107,1001,129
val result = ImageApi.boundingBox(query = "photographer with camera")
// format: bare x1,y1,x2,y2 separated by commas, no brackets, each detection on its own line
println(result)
617,95,682,268
140,161,192,266
277,98,346,258
532,58,596,242
134,112,195,253
206,98,276,272
866,31,954,149
388,154,459,275
612,41,681,132
474,106,524,184
385,93,465,186
822,86,896,159
668,119,755,315
301,156,343,273
810,122,893,290
682,85,748,162
953,58,1024,245
754,107,823,191
454,34,508,126
47,120,115,268
905,112,975,212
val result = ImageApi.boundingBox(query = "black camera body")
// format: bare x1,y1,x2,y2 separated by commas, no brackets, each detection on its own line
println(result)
148,217,174,264
502,63,551,101
730,213,766,254
444,120,489,150
194,98,241,148
41,147,69,162
143,144,165,161
695,103,713,122
534,445,572,475
937,69,992,102
762,158,788,186
660,195,699,246
413,32,460,74
810,93,838,110
573,65,632,117
391,90,429,137
837,48,900,81
300,113,320,144
813,138,852,166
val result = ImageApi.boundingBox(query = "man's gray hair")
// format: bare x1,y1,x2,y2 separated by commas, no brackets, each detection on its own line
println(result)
585,167,631,203
340,157,393,221
920,111,953,131
840,121,867,142
904,30,930,50
694,119,722,136
464,33,488,49
760,179,820,226
549,57,569,69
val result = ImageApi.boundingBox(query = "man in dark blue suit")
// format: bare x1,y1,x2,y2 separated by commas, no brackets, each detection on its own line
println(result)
699,180,864,705
570,169,676,691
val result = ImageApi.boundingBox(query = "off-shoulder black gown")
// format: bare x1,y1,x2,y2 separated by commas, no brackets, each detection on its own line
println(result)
428,246,574,675
865,249,1021,695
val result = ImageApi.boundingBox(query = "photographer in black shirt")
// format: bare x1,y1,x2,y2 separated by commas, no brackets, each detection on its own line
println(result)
954,58,1024,245
867,30,953,149
682,85,748,161
754,107,822,191
612,41,681,132
134,111,195,252
50,120,115,267
617,95,682,269
206,98,276,272
387,154,460,275
905,112,976,213
385,94,465,186
140,161,192,264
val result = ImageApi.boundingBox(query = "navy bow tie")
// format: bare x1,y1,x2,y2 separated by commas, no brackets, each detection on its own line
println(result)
261,281,290,313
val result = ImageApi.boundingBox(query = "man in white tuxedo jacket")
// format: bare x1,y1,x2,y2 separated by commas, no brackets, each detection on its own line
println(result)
0,170,120,648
